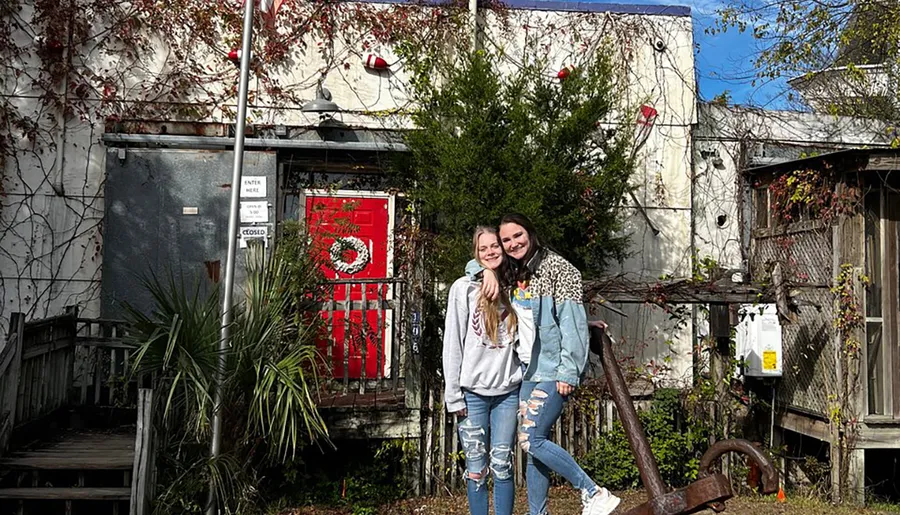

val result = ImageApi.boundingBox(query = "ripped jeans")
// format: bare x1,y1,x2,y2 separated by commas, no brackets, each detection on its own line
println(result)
519,381,599,515
458,388,518,515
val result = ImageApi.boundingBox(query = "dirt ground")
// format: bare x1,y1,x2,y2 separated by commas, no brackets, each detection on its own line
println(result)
284,487,900,514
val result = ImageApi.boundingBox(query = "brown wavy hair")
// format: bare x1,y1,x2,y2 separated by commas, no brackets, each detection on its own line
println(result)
472,226,517,345
499,212,546,282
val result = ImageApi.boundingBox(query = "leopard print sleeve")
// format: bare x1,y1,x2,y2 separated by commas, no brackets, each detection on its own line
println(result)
544,253,584,303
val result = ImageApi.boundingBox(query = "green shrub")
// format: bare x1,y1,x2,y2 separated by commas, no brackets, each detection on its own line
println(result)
268,440,416,512
579,389,710,490
125,221,329,513
393,41,635,282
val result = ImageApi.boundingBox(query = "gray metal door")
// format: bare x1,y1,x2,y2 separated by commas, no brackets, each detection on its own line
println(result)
102,149,277,318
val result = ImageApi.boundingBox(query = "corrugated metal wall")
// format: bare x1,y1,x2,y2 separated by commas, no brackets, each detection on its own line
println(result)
102,149,277,317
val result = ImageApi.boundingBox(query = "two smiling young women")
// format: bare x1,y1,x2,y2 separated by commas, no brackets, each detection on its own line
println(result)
442,214,620,515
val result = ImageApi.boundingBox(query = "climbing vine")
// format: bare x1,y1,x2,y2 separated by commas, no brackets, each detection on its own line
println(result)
825,263,867,503
1,0,685,329
0,0,464,326
831,263,868,355
768,168,859,226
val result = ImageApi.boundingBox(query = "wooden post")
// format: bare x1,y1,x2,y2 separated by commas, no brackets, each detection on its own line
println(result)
603,399,614,432
848,447,865,505
580,408,588,457
131,388,155,515
450,414,459,490
424,389,434,495
360,285,369,395
831,183,866,505
437,405,446,494
409,435,422,497
771,425,786,490
63,307,77,409
845,267,866,505
709,303,731,479
404,237,425,410
0,313,25,457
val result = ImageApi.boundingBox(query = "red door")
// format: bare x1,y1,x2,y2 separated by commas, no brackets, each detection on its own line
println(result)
306,195,391,380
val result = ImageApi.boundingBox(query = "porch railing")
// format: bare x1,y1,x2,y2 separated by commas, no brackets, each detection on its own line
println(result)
318,278,407,395
15,309,79,427
74,317,137,406
0,313,25,455
0,308,139,457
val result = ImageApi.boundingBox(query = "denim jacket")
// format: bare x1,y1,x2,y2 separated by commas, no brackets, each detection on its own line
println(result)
465,250,589,386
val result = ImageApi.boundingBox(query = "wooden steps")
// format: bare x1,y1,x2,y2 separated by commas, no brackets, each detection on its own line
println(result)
0,431,135,513
0,487,131,500
0,433,134,470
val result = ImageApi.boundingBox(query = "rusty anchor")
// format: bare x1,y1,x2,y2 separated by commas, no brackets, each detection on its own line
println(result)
589,325,779,515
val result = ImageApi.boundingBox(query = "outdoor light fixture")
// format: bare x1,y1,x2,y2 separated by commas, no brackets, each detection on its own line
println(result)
302,86,340,113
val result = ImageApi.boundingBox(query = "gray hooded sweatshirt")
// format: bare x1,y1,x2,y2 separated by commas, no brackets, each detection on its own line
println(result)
443,276,523,413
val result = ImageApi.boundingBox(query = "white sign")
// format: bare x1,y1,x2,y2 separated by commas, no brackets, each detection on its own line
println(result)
182,207,198,215
240,201,269,223
239,226,268,248
241,176,267,198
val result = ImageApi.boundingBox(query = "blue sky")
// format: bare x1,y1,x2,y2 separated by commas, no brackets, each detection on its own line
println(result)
594,0,790,108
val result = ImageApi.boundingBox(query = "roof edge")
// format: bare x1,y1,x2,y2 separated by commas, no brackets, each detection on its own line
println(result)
744,148,900,176
348,0,691,16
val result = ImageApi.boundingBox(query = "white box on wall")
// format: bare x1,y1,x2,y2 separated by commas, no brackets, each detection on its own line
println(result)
735,304,783,378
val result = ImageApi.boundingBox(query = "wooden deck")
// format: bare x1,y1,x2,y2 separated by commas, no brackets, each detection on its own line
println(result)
317,389,419,439
1,311,155,514
317,389,406,411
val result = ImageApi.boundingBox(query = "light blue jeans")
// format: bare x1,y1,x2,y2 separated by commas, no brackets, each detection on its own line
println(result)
519,381,599,515
459,388,519,515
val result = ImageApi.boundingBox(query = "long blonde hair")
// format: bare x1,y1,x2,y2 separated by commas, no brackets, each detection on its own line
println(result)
472,226,517,345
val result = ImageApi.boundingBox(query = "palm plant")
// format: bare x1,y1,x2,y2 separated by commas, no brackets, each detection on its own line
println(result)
124,221,330,513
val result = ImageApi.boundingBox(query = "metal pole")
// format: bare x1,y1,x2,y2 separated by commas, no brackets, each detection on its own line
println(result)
207,0,255,512
468,0,477,49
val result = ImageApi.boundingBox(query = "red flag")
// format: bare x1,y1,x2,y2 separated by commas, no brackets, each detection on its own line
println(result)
636,104,658,127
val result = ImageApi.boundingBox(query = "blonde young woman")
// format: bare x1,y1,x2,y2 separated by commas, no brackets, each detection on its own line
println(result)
443,226,523,515
470,214,620,515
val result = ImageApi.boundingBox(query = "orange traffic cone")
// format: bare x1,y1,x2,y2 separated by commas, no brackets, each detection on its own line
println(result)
776,487,786,503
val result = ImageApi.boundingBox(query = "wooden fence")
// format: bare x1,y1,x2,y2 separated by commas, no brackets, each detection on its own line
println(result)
0,309,157,511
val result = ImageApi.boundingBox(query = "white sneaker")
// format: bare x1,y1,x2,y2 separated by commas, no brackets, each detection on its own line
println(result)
581,487,621,515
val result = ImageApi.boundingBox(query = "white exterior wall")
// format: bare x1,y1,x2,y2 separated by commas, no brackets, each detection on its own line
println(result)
789,64,895,114
1,1,696,384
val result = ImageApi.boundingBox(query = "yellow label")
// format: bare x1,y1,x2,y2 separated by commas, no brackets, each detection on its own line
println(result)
763,351,777,371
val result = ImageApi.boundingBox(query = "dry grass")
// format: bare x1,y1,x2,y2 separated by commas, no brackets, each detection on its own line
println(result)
283,487,900,514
